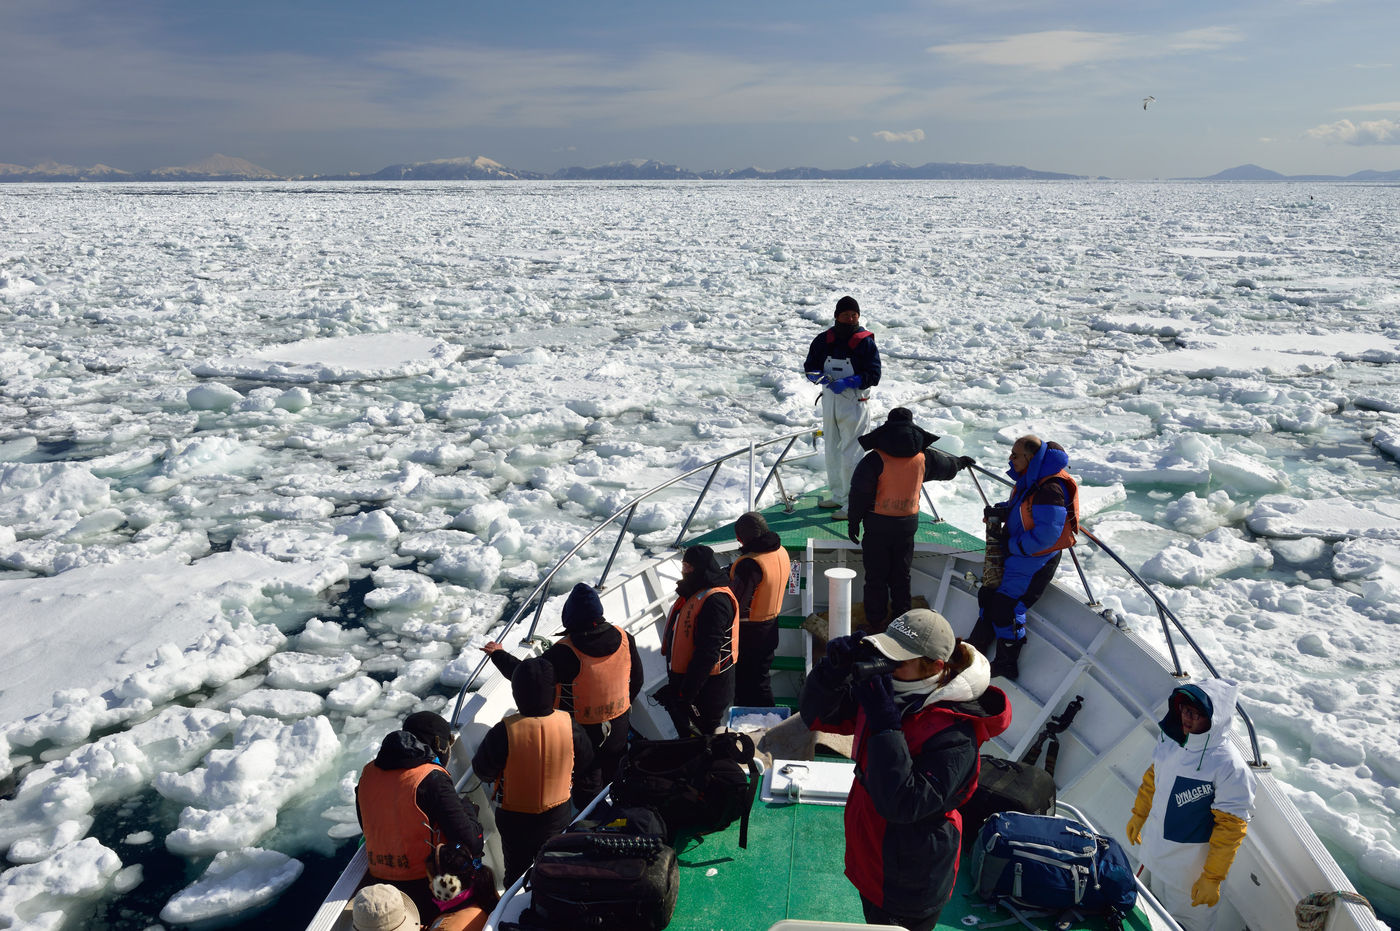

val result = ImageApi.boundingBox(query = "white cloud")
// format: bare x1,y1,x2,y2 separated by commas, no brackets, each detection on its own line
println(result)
1304,118,1400,145
928,26,1243,71
873,129,926,143
1339,101,1400,113
848,136,860,143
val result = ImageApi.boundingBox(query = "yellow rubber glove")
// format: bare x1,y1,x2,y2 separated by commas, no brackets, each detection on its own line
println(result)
1192,809,1249,907
1125,765,1155,846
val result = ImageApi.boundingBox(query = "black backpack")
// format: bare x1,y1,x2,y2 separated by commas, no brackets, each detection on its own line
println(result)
610,731,761,847
524,830,678,931
959,755,1057,842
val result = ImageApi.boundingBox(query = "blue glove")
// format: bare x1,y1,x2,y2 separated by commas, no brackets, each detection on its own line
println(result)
855,674,901,733
830,375,860,394
826,632,866,671
806,372,824,384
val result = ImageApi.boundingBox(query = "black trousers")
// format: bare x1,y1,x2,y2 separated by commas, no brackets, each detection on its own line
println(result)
860,893,942,931
735,618,779,707
496,801,572,886
861,513,918,632
666,668,735,736
572,709,631,809
970,551,1063,652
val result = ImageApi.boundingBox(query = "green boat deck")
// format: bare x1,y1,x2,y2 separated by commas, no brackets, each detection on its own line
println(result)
670,794,1152,930
688,491,983,553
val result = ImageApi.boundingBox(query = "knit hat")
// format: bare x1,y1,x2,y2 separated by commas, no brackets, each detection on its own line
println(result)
735,511,769,544
865,609,956,664
402,711,453,754
886,407,914,423
682,544,718,571
561,582,604,632
834,295,860,320
512,657,557,716
352,885,420,931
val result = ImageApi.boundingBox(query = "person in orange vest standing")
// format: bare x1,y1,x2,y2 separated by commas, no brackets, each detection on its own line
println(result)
661,545,740,736
803,295,881,520
968,435,1079,680
481,582,642,809
729,511,792,707
356,711,485,918
847,408,974,633
470,658,595,885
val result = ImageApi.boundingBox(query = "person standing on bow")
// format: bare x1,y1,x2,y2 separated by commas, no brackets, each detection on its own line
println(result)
1126,680,1256,931
803,295,882,521
482,582,642,808
800,609,1010,931
661,544,740,736
471,658,595,886
356,711,485,917
969,435,1078,680
729,511,792,707
847,407,975,633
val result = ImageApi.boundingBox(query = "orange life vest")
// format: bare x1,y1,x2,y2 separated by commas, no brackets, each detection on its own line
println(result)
556,631,633,725
664,587,739,675
1018,469,1080,555
497,711,574,814
730,549,792,623
872,451,924,517
357,760,446,881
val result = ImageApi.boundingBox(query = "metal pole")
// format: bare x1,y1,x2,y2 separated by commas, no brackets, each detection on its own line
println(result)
596,503,638,591
1067,546,1099,608
755,435,800,505
672,462,723,547
919,486,942,523
747,441,755,513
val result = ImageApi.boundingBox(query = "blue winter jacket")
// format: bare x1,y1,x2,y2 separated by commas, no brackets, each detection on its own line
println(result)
1002,443,1070,559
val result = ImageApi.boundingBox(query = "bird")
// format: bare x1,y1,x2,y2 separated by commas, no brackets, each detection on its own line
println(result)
1142,96,1155,111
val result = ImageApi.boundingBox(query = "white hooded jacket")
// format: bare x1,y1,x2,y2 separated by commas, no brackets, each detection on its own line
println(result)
1139,677,1256,883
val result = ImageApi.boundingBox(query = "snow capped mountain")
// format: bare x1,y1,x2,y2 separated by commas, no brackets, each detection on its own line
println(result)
145,154,281,180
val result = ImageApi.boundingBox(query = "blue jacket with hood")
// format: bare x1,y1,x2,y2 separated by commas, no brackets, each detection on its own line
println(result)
996,442,1071,595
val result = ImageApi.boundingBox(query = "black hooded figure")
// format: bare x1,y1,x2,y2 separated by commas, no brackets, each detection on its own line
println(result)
847,408,973,631
482,582,642,807
662,545,740,736
471,657,595,885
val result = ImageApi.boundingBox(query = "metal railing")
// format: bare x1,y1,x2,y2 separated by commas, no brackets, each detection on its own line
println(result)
445,428,1263,767
449,428,820,724
966,463,1265,767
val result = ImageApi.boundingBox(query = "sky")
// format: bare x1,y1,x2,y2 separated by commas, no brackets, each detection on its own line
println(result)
1,0,1398,179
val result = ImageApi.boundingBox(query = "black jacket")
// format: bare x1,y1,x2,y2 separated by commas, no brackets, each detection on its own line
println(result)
356,730,484,859
487,623,644,709
849,420,961,529
670,552,738,704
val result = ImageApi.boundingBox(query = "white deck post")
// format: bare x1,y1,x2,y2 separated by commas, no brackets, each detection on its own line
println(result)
826,567,856,639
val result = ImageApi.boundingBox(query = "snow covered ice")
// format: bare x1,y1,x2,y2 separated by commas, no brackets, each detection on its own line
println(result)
2,179,1400,928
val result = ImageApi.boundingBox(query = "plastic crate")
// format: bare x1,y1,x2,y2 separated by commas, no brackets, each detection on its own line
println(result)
727,705,792,731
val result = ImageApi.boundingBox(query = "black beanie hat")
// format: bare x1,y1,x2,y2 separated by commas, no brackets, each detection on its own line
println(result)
834,295,860,320
887,407,914,423
561,582,604,632
512,657,557,717
403,711,453,753
735,511,768,544
682,544,718,571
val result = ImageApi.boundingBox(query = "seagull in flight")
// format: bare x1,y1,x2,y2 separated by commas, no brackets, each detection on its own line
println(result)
1142,96,1155,110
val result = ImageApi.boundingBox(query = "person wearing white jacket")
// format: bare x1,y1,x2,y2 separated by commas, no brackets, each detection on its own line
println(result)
1126,678,1257,931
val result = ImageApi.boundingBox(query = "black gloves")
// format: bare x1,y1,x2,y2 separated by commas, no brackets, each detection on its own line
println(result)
848,521,861,545
957,455,976,471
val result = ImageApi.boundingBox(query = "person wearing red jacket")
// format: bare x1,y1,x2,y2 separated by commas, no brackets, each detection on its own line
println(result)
801,609,1010,931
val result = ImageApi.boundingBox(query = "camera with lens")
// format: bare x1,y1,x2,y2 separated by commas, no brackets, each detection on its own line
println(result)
983,503,1010,540
848,642,899,682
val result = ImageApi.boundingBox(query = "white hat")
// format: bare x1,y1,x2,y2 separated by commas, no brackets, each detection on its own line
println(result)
352,884,420,931
865,609,955,663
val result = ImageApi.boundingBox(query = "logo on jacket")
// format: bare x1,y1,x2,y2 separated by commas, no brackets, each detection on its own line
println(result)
1173,783,1214,808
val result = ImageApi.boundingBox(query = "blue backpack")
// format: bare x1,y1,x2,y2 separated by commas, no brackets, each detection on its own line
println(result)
971,812,1137,921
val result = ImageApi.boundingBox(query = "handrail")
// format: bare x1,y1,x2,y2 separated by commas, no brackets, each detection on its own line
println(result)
967,464,1265,767
449,427,820,725
447,433,1261,767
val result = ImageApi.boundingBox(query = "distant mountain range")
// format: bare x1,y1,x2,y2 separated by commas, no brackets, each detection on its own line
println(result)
1,154,1397,183
1197,163,1400,182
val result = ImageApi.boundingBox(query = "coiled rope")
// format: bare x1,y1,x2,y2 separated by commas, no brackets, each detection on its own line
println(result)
1295,891,1375,931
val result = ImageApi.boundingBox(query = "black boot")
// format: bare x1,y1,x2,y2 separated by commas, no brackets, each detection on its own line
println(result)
989,638,1025,680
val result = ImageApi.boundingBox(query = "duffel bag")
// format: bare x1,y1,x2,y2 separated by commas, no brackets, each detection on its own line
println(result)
971,811,1136,920
526,830,678,931
610,731,760,847
958,754,1056,842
